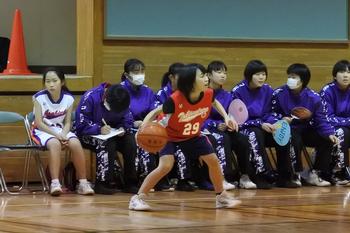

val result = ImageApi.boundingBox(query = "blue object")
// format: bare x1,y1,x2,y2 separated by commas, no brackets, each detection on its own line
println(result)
273,120,291,146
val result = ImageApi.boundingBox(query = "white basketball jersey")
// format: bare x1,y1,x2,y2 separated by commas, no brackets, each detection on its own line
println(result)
33,90,74,128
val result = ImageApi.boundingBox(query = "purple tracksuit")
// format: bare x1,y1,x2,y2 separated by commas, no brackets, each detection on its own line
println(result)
120,79,156,121
232,80,277,128
120,79,157,177
231,80,279,174
320,81,350,168
204,88,252,177
75,83,133,136
154,82,172,108
320,82,350,127
272,85,335,137
74,83,137,185
272,85,335,174
204,88,232,130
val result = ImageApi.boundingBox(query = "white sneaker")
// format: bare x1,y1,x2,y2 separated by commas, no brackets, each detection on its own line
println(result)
50,183,63,196
293,178,302,187
333,177,350,186
223,180,236,190
129,194,151,211
216,191,241,209
239,174,257,189
77,182,95,195
292,174,302,187
306,170,331,187
336,179,350,186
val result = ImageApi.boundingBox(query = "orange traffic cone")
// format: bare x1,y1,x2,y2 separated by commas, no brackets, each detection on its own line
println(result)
2,9,33,75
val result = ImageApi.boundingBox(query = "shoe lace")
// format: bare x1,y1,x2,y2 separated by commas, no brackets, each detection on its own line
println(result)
219,192,234,201
317,177,325,183
51,183,61,189
137,196,148,206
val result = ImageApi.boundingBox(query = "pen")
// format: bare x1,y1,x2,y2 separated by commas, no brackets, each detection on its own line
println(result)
102,118,108,126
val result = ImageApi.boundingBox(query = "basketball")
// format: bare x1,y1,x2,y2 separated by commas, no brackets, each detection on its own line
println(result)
136,122,168,153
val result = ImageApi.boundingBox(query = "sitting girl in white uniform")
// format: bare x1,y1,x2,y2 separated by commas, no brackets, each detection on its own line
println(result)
32,68,94,196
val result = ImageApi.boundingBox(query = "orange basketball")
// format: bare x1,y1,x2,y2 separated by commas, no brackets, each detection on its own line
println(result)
136,122,168,153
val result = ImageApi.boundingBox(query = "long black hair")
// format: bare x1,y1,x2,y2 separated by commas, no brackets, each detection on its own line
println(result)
177,63,206,100
161,62,185,87
42,67,69,92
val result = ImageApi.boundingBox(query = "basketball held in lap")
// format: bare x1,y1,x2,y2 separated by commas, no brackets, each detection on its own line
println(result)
136,122,168,153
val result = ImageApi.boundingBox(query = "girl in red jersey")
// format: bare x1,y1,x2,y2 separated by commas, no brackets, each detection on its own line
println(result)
129,64,241,210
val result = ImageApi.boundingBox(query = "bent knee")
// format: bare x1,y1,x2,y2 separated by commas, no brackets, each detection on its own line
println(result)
158,159,174,173
47,138,61,149
161,163,174,173
68,137,82,146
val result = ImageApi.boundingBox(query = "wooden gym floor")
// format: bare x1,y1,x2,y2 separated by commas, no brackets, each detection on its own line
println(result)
0,186,349,233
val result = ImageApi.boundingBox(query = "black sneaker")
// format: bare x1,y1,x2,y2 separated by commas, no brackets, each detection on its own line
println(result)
254,175,272,189
154,180,175,192
176,179,195,191
276,179,299,188
94,182,118,195
264,170,278,184
332,170,350,186
198,180,214,191
344,167,350,180
122,185,139,194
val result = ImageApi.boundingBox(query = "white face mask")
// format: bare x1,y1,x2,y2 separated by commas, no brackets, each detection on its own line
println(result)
287,78,299,89
130,74,145,86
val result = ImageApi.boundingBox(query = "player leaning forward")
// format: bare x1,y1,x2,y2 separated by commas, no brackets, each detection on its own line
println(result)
129,63,241,210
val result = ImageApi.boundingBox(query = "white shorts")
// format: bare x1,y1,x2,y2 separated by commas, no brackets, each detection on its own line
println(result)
32,126,77,147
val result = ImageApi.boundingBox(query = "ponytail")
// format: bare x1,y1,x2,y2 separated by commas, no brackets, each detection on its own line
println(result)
161,71,171,87
160,62,185,88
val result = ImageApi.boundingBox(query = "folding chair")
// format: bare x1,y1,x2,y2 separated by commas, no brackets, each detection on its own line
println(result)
25,112,77,190
0,111,48,194
302,146,314,169
0,167,6,195
267,147,277,170
231,151,240,174
267,146,314,170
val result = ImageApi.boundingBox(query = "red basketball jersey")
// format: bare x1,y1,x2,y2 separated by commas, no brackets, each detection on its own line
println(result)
166,89,213,141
